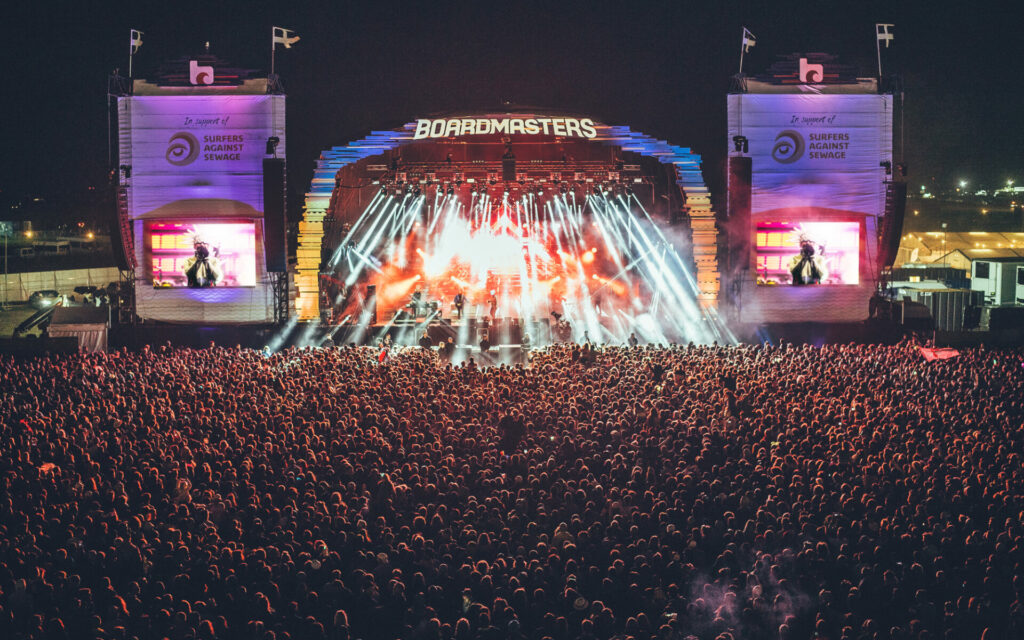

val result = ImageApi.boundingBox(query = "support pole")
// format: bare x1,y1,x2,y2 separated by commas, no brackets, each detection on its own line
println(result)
876,30,883,77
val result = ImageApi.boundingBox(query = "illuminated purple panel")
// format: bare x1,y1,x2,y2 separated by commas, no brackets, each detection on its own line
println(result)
122,95,285,215
117,94,284,323
727,94,892,216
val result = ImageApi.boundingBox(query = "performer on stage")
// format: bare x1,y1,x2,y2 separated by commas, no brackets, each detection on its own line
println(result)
488,291,498,321
453,291,465,319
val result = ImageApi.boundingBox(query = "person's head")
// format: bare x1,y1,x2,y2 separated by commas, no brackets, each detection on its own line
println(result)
194,242,210,259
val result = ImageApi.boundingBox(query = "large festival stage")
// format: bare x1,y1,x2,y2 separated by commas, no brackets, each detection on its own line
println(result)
296,113,731,346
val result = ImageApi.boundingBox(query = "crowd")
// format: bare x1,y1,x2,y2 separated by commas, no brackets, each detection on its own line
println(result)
2,341,1023,640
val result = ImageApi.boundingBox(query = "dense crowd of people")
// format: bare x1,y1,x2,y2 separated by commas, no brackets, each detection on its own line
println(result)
2,341,1023,640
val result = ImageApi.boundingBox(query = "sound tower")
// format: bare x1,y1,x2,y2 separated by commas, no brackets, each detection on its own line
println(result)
109,186,134,271
263,158,287,272
108,208,131,271
726,156,753,275
878,181,908,269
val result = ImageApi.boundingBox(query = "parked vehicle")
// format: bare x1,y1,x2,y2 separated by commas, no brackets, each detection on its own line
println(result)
28,290,61,310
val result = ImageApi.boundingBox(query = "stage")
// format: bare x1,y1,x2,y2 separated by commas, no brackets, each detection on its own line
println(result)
297,112,730,347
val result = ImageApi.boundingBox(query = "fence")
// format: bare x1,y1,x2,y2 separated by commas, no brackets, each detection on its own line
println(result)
1,267,121,302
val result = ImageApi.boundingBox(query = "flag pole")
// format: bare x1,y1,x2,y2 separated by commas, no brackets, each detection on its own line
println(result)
739,28,745,75
129,31,134,79
271,27,276,79
875,25,883,77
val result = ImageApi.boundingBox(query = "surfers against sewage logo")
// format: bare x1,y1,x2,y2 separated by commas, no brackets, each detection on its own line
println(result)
165,115,248,166
165,132,200,166
771,130,804,164
772,113,851,164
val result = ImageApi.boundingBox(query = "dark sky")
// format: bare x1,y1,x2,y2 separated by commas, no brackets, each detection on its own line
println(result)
4,0,1022,209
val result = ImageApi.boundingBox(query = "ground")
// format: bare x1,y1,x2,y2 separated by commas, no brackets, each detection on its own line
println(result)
0,304,40,338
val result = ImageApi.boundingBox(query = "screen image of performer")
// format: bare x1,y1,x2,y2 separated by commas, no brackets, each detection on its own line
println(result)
789,239,828,285
183,241,223,288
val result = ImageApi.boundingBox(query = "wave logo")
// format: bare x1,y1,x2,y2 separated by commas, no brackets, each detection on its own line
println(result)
799,57,824,83
771,130,805,164
166,132,200,166
189,60,214,85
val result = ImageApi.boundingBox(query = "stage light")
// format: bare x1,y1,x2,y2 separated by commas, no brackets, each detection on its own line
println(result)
447,186,455,196
413,186,421,196
265,136,280,156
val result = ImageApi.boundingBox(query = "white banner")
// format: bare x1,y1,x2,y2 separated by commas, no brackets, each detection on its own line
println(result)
728,93,892,216
120,95,285,215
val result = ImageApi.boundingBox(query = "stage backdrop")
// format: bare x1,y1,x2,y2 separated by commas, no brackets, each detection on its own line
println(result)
728,92,892,323
118,94,285,323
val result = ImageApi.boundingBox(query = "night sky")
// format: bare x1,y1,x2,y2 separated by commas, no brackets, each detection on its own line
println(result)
5,0,1022,211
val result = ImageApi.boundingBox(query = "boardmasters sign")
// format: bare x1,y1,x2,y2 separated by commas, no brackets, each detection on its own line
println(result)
413,117,598,140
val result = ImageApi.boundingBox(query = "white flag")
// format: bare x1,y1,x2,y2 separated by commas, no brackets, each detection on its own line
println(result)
876,23,894,48
742,27,756,53
272,26,300,49
130,29,143,55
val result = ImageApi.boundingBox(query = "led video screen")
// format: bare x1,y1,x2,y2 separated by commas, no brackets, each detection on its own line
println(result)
755,221,860,285
146,221,257,288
